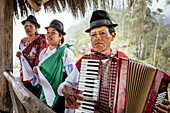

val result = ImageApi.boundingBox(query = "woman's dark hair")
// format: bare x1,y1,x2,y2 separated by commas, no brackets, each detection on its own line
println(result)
59,32,64,44
35,31,39,35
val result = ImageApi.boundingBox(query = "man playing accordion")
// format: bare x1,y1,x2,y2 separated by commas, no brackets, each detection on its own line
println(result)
58,10,170,113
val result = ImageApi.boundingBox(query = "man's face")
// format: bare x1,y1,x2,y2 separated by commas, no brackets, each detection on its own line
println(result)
24,21,38,36
90,26,116,55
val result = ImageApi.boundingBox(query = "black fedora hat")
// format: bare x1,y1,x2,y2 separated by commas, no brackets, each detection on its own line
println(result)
21,15,40,28
45,19,66,35
85,10,118,32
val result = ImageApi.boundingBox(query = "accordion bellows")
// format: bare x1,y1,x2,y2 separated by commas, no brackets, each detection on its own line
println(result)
75,58,170,113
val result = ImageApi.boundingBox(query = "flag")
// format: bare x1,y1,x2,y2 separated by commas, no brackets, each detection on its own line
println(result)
38,44,71,108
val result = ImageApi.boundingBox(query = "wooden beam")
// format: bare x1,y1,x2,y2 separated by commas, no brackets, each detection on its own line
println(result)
9,84,19,113
3,72,55,113
26,0,40,12
9,83,25,113
36,0,50,6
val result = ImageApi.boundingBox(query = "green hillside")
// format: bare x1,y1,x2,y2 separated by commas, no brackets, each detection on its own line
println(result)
66,18,91,59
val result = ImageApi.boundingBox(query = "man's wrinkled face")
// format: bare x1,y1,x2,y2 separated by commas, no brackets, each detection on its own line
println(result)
90,26,116,54
24,21,38,36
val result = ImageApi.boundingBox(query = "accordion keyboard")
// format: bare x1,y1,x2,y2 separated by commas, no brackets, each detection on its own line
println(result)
75,59,100,113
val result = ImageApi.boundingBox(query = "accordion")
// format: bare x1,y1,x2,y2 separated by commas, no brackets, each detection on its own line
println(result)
75,57,170,113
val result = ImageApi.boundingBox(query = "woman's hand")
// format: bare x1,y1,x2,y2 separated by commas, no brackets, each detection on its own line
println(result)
16,51,22,60
62,85,84,110
154,99,170,113
33,66,38,74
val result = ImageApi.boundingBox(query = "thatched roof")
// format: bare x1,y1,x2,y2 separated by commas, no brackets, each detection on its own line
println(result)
14,0,119,18
14,0,169,19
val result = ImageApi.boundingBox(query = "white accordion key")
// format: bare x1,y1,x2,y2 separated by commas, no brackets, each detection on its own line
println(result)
80,70,98,75
78,82,99,88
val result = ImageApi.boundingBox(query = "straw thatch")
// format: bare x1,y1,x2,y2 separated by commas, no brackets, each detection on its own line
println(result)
15,0,158,18
13,0,118,18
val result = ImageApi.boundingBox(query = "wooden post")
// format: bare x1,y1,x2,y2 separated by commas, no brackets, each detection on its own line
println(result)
0,0,13,112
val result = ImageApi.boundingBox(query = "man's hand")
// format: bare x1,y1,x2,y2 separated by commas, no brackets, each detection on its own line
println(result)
16,51,22,60
62,85,84,109
154,99,170,113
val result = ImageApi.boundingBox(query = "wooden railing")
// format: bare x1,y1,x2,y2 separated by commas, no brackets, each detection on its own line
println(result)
3,71,55,113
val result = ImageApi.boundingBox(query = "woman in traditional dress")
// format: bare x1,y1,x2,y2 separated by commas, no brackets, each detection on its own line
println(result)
16,15,48,98
33,19,78,113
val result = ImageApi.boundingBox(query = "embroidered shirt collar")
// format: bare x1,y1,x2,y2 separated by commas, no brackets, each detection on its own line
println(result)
91,49,117,58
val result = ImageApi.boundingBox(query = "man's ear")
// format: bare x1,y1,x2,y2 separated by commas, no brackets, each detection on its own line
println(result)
111,32,116,41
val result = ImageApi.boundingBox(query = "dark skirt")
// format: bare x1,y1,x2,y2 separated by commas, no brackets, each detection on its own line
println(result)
24,83,42,98
52,96,65,113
